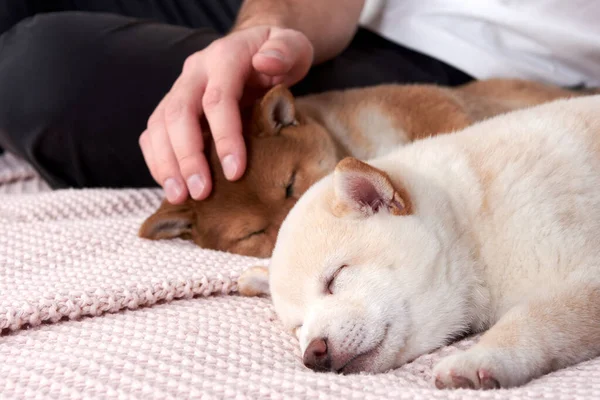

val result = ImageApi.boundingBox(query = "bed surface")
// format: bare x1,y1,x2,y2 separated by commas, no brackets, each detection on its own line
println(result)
1,152,598,399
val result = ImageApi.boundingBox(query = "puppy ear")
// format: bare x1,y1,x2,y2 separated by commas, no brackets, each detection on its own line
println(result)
333,157,412,218
138,200,195,240
237,266,270,297
253,84,298,136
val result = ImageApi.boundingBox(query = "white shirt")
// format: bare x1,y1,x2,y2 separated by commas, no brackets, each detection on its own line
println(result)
359,0,600,87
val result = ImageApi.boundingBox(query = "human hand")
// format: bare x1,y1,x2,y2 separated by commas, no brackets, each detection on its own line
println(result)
139,26,314,203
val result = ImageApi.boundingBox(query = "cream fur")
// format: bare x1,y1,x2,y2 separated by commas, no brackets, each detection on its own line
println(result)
241,95,600,389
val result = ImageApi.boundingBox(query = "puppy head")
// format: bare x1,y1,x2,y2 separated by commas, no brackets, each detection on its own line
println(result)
139,85,340,258
252,157,466,374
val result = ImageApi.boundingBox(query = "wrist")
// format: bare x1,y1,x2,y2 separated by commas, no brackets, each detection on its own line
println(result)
232,1,292,31
232,11,289,32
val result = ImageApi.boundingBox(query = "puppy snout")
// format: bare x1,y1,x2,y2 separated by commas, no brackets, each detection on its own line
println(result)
303,338,332,372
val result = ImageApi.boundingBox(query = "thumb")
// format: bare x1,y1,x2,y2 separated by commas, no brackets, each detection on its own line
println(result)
252,28,314,86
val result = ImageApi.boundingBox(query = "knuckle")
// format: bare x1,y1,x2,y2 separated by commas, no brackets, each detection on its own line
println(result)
154,160,176,181
176,152,197,166
138,131,149,148
182,53,200,74
147,111,162,129
176,153,203,175
202,86,224,110
208,39,227,56
164,98,187,123
212,134,235,153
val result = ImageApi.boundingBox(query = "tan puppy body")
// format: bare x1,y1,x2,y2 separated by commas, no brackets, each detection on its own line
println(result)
243,95,600,389
140,79,588,257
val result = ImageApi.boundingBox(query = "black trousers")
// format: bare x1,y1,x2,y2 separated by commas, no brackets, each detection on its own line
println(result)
0,1,472,189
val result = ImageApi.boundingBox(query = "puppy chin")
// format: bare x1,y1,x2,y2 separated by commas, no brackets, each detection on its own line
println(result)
336,321,411,374
339,355,384,374
340,351,397,375
339,337,400,375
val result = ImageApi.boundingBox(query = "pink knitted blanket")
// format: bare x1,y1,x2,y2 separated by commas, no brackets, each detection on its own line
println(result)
1,152,598,399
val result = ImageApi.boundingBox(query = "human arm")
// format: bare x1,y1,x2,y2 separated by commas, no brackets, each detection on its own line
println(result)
139,0,365,204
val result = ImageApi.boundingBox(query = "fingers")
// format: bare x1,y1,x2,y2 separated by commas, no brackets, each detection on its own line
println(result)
203,67,247,182
141,96,186,204
142,56,215,203
139,129,158,182
147,97,189,204
252,28,314,86
140,27,312,204
164,63,213,200
149,41,250,196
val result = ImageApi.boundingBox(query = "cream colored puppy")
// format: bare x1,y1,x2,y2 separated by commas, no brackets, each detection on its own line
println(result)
239,95,600,389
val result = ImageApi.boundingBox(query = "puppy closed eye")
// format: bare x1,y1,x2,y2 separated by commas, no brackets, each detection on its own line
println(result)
326,265,347,294
239,229,266,242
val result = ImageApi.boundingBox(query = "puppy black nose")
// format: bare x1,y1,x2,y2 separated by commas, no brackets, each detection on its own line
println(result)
303,338,331,372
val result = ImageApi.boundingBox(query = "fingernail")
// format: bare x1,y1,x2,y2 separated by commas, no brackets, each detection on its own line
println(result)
164,178,182,202
259,49,285,61
187,174,206,199
222,154,239,180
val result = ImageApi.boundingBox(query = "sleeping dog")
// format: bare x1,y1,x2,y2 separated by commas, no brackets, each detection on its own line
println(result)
140,79,591,258
239,95,600,389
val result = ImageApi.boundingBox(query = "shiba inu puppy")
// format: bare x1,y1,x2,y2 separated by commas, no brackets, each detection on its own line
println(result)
239,95,600,389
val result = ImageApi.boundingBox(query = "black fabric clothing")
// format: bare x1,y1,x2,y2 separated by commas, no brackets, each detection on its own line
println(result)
0,0,472,188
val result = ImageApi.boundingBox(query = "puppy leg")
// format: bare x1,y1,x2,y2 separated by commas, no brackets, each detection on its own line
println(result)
433,283,600,389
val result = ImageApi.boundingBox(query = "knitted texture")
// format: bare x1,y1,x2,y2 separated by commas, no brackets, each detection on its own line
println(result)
2,296,600,399
0,154,266,333
1,152,600,399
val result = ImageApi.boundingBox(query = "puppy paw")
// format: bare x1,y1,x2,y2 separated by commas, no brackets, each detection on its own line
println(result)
433,350,504,390
237,266,270,297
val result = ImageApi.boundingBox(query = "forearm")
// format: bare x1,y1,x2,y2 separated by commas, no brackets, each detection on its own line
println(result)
233,0,365,64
